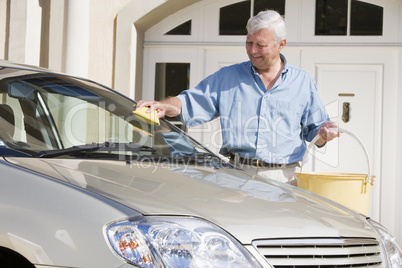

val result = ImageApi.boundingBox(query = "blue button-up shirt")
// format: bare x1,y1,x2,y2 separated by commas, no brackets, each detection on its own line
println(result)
177,54,329,164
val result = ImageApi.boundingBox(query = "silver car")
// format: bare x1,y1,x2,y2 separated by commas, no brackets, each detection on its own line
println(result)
0,60,401,268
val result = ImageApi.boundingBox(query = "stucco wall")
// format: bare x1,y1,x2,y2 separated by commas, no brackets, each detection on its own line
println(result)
0,0,8,60
88,0,131,88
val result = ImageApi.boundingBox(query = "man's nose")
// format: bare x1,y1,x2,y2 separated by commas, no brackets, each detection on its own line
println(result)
248,43,258,54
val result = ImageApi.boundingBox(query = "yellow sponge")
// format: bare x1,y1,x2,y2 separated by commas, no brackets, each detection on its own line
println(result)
133,106,160,125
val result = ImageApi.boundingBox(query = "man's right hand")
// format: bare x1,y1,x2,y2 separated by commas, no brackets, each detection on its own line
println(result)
136,97,182,118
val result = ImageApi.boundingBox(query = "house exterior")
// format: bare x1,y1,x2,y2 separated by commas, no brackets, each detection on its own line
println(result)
1,0,401,244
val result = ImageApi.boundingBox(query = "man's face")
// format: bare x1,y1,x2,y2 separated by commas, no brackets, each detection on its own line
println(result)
246,29,285,71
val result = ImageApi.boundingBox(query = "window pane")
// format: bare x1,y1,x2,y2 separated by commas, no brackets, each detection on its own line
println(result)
165,20,192,35
350,0,383,36
155,63,190,100
254,0,285,15
315,0,348,35
219,1,250,35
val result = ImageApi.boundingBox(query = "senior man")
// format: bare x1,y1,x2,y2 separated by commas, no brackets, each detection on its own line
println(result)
137,10,338,185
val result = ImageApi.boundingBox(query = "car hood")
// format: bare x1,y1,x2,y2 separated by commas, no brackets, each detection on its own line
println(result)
7,157,374,243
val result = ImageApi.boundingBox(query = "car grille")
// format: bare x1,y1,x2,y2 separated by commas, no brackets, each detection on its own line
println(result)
252,238,383,268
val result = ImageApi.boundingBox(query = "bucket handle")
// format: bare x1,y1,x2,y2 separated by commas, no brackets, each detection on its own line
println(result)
301,128,373,184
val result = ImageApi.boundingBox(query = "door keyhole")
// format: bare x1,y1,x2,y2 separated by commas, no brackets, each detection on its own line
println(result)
342,102,350,123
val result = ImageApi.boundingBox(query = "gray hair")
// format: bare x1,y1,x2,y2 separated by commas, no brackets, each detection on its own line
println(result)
246,10,287,44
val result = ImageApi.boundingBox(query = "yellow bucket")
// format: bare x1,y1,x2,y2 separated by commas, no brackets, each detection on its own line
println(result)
295,128,375,215
296,172,374,215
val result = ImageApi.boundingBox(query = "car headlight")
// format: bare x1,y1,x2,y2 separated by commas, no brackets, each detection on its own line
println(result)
367,218,402,267
105,216,262,267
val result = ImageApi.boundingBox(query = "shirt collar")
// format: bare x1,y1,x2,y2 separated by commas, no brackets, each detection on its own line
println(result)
280,53,289,74
249,53,289,74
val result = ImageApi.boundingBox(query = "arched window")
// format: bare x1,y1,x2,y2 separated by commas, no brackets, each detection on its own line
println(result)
162,0,286,37
219,1,250,35
315,0,383,36
165,20,192,35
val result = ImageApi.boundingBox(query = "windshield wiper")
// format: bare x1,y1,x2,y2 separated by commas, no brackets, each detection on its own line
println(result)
34,142,156,158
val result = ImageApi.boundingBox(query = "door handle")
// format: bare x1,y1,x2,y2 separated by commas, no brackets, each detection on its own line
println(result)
342,102,350,123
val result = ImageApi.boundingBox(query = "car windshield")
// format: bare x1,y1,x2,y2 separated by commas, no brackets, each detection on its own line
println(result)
0,66,224,166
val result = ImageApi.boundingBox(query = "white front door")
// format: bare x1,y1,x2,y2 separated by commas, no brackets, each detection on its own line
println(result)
311,64,382,175
301,49,385,218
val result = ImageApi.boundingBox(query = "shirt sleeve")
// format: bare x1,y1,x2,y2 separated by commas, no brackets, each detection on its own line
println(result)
177,72,220,128
301,78,330,142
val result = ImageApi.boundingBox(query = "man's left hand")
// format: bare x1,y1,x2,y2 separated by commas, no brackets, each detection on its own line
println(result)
315,121,340,147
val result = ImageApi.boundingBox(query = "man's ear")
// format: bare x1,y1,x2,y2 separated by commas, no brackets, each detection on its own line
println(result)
278,39,286,51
